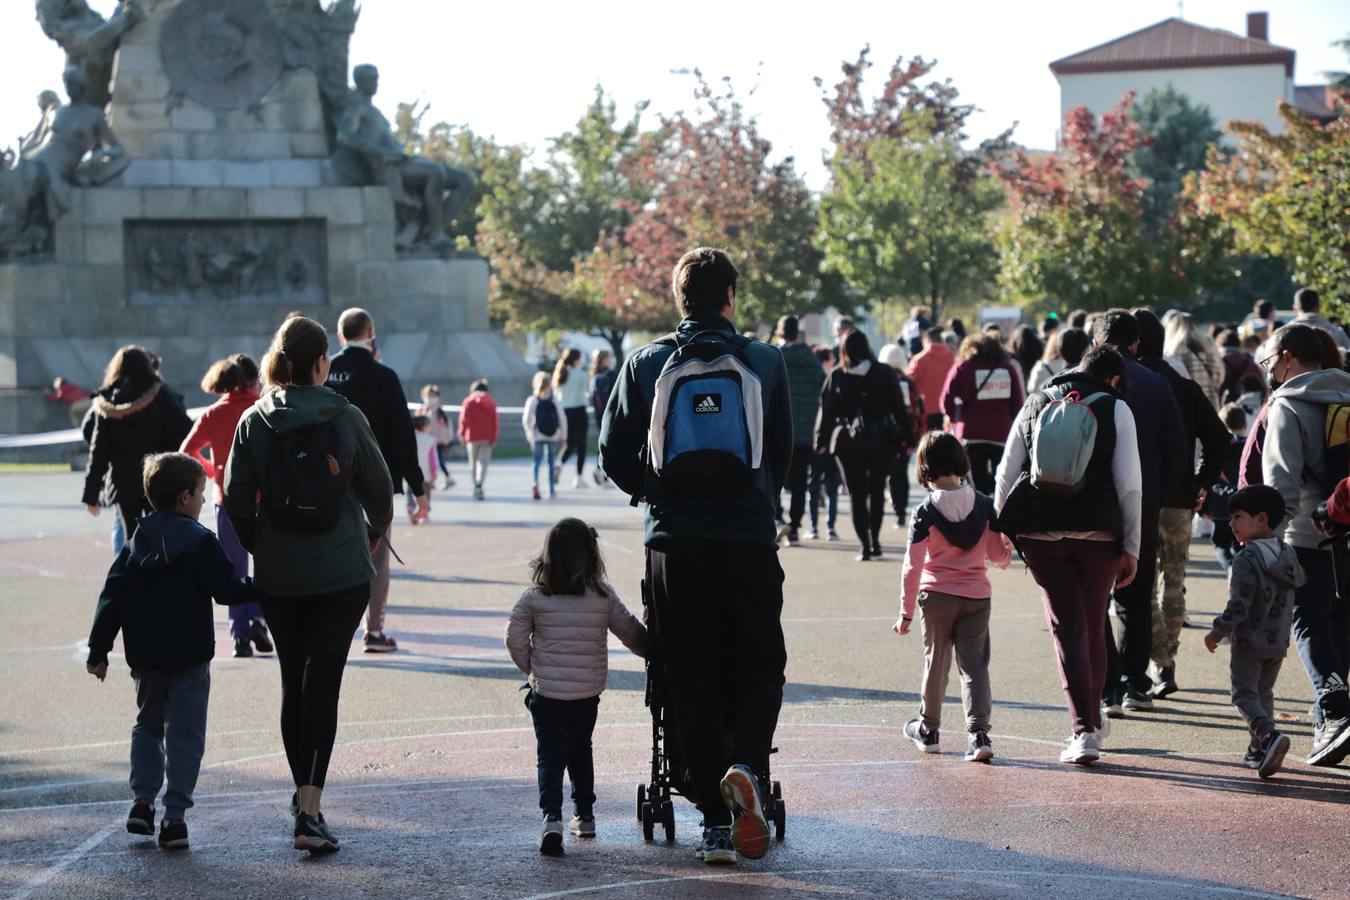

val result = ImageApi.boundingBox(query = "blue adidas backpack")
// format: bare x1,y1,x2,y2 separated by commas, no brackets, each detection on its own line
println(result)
647,331,764,496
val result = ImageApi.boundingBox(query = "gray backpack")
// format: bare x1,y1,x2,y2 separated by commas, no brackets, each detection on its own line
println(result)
1030,388,1110,497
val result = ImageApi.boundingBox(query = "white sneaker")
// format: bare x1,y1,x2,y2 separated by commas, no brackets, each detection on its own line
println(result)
572,475,587,489
804,528,819,540
1096,717,1111,744
1059,732,1100,765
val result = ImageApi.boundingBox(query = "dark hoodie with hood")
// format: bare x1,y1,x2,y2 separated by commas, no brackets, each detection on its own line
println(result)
223,384,394,598
81,378,192,508
1207,537,1306,658
86,512,253,670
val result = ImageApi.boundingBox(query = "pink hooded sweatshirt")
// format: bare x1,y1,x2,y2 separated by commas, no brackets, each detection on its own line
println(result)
900,483,1011,619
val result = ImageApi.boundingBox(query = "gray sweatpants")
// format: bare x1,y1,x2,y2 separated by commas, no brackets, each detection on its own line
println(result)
918,590,992,733
131,663,210,821
1230,652,1283,746
368,534,391,634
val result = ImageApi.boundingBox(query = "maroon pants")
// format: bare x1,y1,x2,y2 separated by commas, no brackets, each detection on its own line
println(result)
1019,538,1120,735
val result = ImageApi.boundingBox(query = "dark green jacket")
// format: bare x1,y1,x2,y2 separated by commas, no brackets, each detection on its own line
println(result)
87,512,253,671
598,316,792,549
781,340,824,448
223,385,394,598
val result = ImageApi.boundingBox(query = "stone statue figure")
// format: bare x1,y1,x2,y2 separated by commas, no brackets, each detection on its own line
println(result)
335,64,474,255
20,91,63,157
0,67,129,259
36,0,145,108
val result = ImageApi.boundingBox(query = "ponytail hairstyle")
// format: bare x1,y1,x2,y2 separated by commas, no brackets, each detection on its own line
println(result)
201,353,260,394
262,315,329,389
552,348,582,387
589,348,612,377
530,517,608,596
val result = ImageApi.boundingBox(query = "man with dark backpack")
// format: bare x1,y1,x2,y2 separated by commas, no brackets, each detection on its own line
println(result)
325,308,427,653
599,248,791,867
1260,323,1350,766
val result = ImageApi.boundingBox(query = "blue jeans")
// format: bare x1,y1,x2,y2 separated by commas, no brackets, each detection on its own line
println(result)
808,451,840,531
131,663,211,821
526,692,598,819
1293,547,1350,726
532,441,558,493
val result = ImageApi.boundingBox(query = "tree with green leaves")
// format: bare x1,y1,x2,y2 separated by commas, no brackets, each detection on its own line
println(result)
1188,100,1350,314
815,49,1006,323
1129,86,1222,232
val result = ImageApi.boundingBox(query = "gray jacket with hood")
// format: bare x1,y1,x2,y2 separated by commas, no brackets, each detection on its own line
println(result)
1262,368,1350,550
224,385,394,598
1207,537,1305,658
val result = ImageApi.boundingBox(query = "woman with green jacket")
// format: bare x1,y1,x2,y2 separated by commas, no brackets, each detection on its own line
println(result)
223,314,393,853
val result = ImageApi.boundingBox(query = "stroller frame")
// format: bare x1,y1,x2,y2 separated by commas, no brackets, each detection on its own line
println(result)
635,579,786,844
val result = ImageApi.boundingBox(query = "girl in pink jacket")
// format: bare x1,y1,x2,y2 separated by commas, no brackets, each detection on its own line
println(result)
893,432,1011,763
505,518,647,855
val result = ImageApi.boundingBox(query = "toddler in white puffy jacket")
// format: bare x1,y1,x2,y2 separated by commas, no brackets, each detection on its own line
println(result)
505,517,647,855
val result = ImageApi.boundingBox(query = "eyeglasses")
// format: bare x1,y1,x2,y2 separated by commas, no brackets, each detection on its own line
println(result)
1259,352,1281,372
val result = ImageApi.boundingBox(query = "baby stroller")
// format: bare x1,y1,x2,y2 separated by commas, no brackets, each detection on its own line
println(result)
635,579,787,843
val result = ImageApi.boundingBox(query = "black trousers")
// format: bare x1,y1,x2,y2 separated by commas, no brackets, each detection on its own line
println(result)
964,442,1004,496
117,496,148,542
647,542,786,826
558,407,589,474
783,445,812,532
924,413,945,432
260,583,369,789
837,443,896,548
889,452,911,523
526,692,599,818
1106,504,1161,695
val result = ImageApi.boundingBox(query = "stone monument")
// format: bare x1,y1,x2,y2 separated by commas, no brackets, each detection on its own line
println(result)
0,0,531,434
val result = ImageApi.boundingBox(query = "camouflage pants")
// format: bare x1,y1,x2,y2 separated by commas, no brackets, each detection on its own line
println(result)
1151,507,1193,668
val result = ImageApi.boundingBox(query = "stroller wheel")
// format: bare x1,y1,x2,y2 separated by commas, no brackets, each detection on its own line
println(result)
636,784,647,824
661,800,675,842
641,800,656,841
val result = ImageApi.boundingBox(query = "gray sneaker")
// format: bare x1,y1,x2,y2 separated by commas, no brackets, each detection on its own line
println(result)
904,718,940,754
568,815,595,838
363,631,398,653
539,815,564,855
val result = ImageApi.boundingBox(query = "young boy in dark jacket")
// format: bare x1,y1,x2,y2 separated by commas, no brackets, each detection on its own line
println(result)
86,453,254,849
1204,485,1306,779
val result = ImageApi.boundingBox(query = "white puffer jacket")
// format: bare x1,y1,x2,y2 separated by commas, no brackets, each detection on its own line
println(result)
505,584,648,700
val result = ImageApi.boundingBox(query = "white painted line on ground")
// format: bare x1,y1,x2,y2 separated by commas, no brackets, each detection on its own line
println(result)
7,818,119,900
514,867,1286,900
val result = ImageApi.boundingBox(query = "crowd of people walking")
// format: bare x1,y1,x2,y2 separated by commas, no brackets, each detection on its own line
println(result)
75,254,1350,865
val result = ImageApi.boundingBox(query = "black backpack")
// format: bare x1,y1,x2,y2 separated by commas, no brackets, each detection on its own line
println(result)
535,398,560,437
262,420,354,532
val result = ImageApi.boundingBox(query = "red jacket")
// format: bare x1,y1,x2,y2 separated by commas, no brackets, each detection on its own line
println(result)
458,390,499,444
180,389,259,494
906,343,956,415
1327,476,1350,525
940,357,1024,444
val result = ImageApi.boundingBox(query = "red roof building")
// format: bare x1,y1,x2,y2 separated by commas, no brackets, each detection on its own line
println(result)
1049,12,1339,136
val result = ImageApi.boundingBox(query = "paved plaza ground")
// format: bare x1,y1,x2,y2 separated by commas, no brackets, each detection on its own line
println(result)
1,462,1347,899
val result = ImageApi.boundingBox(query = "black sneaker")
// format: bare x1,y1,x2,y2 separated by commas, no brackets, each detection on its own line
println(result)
870,540,883,558
1150,666,1179,698
856,549,872,562
1307,716,1350,767
1102,684,1125,719
785,530,799,546
904,718,940,754
293,813,339,852
289,791,300,817
232,638,253,658
250,621,273,654
363,632,398,653
158,820,188,849
695,825,736,865
1242,746,1262,770
965,730,994,763
1122,687,1154,712
1257,731,1291,779
126,801,154,835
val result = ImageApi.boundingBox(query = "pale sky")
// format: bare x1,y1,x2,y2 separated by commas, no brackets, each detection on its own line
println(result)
2,0,1346,188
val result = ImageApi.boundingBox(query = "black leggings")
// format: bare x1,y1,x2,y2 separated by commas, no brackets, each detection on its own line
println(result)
260,583,370,789
964,442,1004,495
557,407,589,474
837,445,896,547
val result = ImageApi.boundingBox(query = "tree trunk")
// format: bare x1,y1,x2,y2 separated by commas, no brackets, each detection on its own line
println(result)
595,327,628,367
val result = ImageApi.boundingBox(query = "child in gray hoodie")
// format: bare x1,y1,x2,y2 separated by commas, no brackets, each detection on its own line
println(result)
1205,485,1306,778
